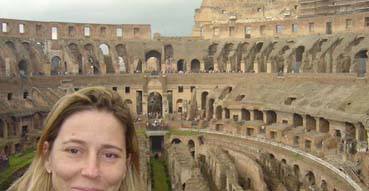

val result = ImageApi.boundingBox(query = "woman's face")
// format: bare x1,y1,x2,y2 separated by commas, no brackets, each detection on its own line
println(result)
44,110,128,191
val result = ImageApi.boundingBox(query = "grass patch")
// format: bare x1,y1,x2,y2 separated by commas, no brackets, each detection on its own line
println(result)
0,150,35,188
291,152,303,160
151,157,171,191
135,127,146,137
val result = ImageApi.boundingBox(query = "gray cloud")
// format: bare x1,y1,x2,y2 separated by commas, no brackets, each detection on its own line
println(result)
0,0,201,36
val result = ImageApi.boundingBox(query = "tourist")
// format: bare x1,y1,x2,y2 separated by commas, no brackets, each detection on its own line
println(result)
8,87,142,191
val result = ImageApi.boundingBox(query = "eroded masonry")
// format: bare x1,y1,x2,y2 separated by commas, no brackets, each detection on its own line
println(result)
1,0,369,191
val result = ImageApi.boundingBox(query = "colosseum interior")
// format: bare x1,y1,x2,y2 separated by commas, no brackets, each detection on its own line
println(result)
1,0,369,190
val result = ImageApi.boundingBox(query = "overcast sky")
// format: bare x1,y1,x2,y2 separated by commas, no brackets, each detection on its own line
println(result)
0,0,202,36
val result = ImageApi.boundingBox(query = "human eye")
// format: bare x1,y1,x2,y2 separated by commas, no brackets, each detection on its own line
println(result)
102,151,121,161
64,147,83,156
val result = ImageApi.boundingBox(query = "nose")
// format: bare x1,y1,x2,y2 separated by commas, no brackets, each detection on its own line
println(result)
81,153,100,179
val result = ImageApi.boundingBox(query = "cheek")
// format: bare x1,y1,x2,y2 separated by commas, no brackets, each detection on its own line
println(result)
50,156,80,189
102,161,128,186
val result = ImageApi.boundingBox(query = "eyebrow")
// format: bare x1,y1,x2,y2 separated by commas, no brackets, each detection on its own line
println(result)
62,139,124,152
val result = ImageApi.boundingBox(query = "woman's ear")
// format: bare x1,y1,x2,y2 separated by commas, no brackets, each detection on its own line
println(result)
43,141,52,173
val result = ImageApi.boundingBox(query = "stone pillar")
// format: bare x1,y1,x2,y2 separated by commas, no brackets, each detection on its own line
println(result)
162,97,169,119
5,58,10,77
250,110,255,121
253,62,259,73
263,111,268,124
314,117,320,132
142,93,148,115
226,62,231,72
266,62,272,73
200,61,205,71
4,122,8,139
240,62,245,72
214,61,219,72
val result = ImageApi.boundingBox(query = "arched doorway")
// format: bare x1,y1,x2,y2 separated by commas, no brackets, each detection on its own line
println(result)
216,106,223,120
84,44,99,74
145,50,161,72
201,92,208,110
207,98,215,120
176,99,183,112
293,46,305,73
51,56,62,75
177,59,185,72
116,44,128,73
18,60,28,76
68,43,83,74
148,92,162,118
355,50,367,77
188,140,195,158
191,59,200,73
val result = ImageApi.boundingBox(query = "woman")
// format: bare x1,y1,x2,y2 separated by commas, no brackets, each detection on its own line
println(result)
8,87,142,191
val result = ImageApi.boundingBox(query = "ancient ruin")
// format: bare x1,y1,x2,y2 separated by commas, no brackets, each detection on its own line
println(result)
1,0,369,190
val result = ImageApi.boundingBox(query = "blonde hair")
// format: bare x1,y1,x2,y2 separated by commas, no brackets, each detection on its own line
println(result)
8,87,143,191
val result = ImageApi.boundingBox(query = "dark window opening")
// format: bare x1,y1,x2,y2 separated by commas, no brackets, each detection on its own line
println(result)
7,93,12,100
178,86,184,93
112,87,117,92
125,87,130,93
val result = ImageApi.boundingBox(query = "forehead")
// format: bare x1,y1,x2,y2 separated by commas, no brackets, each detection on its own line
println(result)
55,110,126,147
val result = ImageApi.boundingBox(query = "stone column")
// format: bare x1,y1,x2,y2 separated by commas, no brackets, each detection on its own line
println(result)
266,62,273,73
200,61,205,71
253,62,259,73
142,93,148,115
214,61,219,72
263,111,268,124
240,61,245,72
250,110,255,121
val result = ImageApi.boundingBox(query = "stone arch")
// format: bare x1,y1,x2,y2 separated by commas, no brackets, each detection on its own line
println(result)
320,180,328,191
145,50,161,72
50,56,62,75
205,43,218,71
293,113,303,127
84,44,99,74
164,44,173,62
99,43,114,74
171,138,182,144
254,110,263,121
219,86,232,100
208,43,218,56
116,44,129,73
188,139,195,158
354,49,367,77
216,106,223,120
235,94,245,101
68,43,83,74
319,118,329,133
176,99,183,112
18,59,28,76
201,91,208,110
304,171,316,189
306,115,316,131
224,108,230,119
99,43,110,55
266,110,277,124
218,43,235,71
241,109,250,121
336,53,351,73
191,59,200,73
177,59,186,72
207,98,215,120
148,92,162,118
293,46,305,73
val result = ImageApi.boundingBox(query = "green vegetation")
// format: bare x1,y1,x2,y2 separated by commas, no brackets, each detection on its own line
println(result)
291,152,303,160
0,150,35,190
135,127,146,136
151,157,171,191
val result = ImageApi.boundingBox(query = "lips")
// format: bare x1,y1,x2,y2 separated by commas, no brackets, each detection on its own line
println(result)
71,187,104,191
